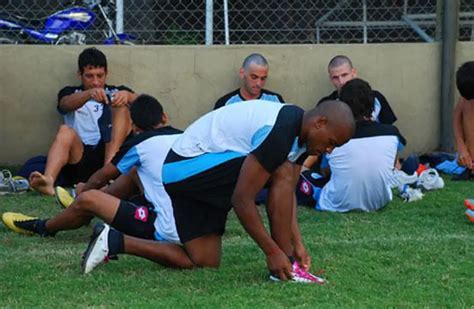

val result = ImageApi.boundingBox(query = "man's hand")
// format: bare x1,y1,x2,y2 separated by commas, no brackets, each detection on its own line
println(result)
75,182,85,195
457,146,473,169
293,242,311,271
266,249,293,281
110,90,130,107
88,88,109,104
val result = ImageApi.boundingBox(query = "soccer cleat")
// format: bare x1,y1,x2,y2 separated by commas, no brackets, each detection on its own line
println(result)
465,199,474,211
465,209,474,223
1,212,38,235
55,186,75,208
0,170,29,195
82,224,111,274
269,261,326,284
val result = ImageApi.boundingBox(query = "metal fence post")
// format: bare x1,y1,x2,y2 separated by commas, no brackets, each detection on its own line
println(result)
205,0,213,45
440,0,459,151
223,0,230,45
116,0,124,34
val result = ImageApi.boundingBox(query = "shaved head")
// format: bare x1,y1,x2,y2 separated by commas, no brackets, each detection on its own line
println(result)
328,55,353,71
242,53,268,71
310,100,355,134
302,100,355,156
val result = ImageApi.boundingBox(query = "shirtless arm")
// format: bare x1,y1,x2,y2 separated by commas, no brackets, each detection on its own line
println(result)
453,97,472,169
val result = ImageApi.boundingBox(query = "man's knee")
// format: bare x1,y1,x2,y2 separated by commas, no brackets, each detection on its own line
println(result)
73,190,102,212
190,255,220,268
55,125,81,146
184,235,222,268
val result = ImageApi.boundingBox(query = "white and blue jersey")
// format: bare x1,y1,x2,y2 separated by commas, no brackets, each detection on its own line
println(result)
213,88,284,110
57,84,133,145
163,100,307,190
111,126,182,243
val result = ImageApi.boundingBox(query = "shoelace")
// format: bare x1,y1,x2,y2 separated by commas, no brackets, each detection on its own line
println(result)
292,263,318,281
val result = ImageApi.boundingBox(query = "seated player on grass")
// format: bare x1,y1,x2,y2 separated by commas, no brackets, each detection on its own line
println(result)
296,78,406,212
29,48,137,196
453,61,474,181
2,95,195,270
213,53,284,110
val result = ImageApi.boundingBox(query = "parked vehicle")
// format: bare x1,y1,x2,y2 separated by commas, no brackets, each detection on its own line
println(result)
0,0,135,44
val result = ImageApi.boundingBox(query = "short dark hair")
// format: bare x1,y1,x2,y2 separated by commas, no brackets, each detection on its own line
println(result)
130,94,165,131
339,78,374,120
328,55,353,71
78,48,107,74
456,61,474,100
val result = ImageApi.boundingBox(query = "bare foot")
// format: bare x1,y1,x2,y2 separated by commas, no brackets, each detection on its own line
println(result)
29,171,55,196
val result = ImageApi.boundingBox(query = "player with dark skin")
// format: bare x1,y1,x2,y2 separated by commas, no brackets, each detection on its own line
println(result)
88,100,355,280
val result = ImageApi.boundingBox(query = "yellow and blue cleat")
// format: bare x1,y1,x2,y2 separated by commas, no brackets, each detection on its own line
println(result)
1,212,37,235
55,186,75,208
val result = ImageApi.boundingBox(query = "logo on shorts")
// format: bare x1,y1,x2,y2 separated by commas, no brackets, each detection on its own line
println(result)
300,180,313,196
134,206,149,222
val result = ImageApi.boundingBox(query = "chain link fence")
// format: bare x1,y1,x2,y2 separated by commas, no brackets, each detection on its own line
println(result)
0,0,473,45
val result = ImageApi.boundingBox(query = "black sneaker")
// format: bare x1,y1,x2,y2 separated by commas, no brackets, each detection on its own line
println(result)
14,218,53,237
452,169,472,181
81,223,119,274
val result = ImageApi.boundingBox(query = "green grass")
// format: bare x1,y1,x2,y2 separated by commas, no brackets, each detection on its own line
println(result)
0,178,473,307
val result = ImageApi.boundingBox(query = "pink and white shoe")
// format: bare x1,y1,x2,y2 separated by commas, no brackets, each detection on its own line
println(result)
269,261,326,284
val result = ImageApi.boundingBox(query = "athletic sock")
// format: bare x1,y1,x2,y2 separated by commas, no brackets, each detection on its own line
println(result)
107,228,124,256
36,219,57,237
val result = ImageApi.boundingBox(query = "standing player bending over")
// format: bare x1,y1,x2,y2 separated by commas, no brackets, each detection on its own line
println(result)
73,100,354,283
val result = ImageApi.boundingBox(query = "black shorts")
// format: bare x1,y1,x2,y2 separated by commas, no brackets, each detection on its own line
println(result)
111,200,157,240
61,142,105,186
171,196,230,243
165,156,246,243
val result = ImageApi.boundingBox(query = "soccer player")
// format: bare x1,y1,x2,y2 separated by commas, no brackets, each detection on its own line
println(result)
76,100,354,282
213,53,284,110
29,47,137,196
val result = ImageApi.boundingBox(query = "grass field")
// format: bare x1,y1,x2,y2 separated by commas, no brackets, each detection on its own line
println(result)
0,176,473,307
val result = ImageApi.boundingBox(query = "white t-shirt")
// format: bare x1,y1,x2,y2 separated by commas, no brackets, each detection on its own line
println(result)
317,121,406,212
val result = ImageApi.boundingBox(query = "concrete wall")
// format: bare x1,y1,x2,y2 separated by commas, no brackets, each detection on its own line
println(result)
1,43,473,165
